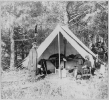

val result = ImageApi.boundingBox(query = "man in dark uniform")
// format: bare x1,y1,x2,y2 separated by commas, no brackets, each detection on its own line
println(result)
91,44,98,54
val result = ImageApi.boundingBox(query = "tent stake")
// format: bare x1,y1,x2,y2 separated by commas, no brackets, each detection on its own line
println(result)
58,32,61,78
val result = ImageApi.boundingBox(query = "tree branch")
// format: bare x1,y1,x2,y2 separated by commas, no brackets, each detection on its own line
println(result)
14,37,36,41
69,9,90,23
96,2,107,10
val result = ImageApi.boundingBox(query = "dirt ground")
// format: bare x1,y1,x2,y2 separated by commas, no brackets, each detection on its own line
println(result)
1,66,108,100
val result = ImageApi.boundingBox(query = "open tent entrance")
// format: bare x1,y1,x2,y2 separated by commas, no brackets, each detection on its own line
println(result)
40,33,78,59
34,25,96,78
39,32,80,77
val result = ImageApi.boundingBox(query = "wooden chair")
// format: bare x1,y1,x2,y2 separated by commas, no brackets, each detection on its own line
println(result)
82,67,91,78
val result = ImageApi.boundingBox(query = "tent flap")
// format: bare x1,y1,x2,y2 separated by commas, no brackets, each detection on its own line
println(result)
37,25,60,59
37,25,96,60
61,26,96,58
59,27,91,59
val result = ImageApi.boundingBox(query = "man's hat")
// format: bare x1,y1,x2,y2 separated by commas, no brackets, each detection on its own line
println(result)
85,55,89,60
32,42,38,48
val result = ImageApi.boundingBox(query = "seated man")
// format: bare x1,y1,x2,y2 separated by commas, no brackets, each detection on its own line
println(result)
82,55,92,74
37,59,47,75
74,64,85,79
74,55,93,79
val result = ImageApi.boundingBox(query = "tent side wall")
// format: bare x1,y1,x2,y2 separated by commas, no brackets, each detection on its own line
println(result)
59,27,92,59
61,26,96,58
37,25,60,59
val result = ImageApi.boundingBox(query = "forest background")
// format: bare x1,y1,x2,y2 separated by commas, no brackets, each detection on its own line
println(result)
1,1,108,71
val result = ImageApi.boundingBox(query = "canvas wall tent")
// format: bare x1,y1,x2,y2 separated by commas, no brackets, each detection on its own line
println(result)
22,24,97,68
37,25,96,60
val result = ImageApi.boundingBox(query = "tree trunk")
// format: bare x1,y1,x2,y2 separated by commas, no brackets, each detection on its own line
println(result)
15,43,17,67
92,35,97,44
10,28,15,70
21,44,25,60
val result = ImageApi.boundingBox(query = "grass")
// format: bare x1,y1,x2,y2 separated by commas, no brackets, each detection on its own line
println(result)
1,67,108,100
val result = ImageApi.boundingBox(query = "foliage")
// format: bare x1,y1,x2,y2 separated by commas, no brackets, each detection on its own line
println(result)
67,1,108,46
1,1,68,70
1,1,108,70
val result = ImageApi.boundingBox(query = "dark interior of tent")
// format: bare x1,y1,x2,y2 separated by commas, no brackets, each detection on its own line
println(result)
38,33,85,74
